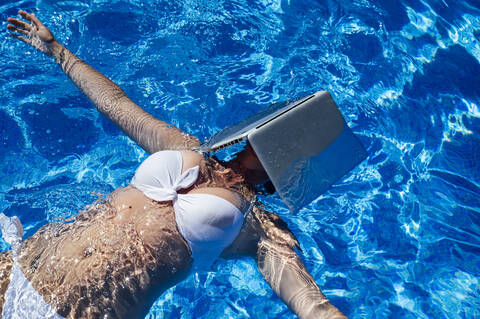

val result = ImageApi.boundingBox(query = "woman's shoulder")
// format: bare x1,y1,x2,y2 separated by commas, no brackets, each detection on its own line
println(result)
178,150,203,172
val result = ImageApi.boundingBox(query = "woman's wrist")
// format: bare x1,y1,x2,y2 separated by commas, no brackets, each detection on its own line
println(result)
50,41,65,64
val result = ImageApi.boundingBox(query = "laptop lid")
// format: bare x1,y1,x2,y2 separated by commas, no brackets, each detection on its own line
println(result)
197,94,315,152
198,91,367,212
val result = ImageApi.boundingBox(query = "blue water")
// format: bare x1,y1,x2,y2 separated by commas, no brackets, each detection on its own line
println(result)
1,0,480,318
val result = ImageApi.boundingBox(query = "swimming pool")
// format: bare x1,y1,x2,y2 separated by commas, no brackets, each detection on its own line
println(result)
1,0,479,317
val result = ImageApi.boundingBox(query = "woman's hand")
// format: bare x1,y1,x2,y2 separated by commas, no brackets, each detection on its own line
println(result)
7,10,60,57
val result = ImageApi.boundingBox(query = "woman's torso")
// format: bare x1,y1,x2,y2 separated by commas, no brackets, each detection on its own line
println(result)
1,151,255,319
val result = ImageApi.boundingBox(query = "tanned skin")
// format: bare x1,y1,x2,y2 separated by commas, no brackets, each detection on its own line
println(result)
3,10,347,319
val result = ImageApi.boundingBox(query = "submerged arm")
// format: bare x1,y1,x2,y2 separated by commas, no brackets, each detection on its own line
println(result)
257,238,347,319
52,45,200,153
7,10,199,153
226,207,347,319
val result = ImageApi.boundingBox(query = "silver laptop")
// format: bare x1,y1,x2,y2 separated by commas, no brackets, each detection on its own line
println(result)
197,91,367,212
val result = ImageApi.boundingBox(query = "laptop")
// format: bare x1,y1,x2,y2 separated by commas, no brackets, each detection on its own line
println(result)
197,91,367,212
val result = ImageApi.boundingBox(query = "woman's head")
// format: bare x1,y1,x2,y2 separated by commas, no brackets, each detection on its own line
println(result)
229,143,269,186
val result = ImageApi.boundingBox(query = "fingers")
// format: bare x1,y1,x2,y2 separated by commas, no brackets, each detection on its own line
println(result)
9,33,29,44
6,10,38,42
30,14,44,29
6,12,33,41
7,24,30,36
7,17,32,31
19,10,43,28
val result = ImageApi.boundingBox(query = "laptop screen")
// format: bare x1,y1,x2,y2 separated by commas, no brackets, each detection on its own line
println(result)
198,94,314,152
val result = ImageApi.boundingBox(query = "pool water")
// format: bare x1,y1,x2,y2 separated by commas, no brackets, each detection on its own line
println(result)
1,0,479,318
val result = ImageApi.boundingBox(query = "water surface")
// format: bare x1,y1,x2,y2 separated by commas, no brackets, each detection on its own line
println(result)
1,0,479,318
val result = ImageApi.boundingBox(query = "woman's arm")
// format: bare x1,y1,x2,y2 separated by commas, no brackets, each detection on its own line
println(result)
7,10,199,153
257,238,347,319
225,207,347,319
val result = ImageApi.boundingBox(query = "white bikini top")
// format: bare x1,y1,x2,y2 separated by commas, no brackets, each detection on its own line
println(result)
131,150,246,269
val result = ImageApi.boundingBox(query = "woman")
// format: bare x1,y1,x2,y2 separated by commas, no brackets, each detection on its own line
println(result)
3,10,347,319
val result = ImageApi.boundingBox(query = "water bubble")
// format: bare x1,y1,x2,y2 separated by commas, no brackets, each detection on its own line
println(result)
394,174,403,183
84,247,94,257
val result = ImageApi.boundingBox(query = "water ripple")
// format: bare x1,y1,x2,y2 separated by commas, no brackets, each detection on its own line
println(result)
1,0,480,318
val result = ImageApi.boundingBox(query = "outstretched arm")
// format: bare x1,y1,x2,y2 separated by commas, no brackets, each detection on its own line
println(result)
225,207,347,319
257,239,347,319
7,10,199,153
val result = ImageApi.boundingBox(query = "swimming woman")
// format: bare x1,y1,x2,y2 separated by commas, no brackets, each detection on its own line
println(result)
3,10,347,319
